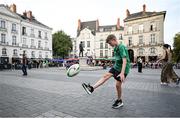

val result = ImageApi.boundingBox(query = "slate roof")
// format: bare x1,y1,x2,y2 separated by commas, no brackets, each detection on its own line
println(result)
0,4,52,30
124,11,166,22
98,25,124,32
17,13,52,30
77,20,97,36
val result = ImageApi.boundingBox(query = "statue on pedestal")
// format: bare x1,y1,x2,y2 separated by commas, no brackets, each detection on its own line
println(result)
79,41,84,57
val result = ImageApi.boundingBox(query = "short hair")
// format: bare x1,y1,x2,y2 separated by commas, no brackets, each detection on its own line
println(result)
106,34,116,43
163,44,169,49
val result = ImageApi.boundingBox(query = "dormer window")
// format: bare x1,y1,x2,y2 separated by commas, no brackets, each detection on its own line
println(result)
22,27,26,35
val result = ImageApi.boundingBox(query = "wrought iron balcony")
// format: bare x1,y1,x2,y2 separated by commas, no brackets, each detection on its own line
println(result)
22,44,28,48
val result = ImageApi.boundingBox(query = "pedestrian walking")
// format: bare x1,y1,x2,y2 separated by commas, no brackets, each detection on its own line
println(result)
157,44,179,85
82,34,131,109
137,57,143,73
21,51,28,76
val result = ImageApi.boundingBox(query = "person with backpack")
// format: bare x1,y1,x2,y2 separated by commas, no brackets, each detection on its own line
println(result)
82,34,131,109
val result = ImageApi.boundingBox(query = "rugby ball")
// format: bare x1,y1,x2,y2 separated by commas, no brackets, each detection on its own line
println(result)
67,64,80,77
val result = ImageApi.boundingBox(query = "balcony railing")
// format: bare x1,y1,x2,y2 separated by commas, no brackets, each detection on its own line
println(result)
149,42,157,46
13,54,18,57
22,44,28,48
44,47,49,50
22,33,27,36
138,42,145,46
38,47,43,50
30,34,35,38
0,27,7,32
31,55,35,58
12,43,19,46
150,27,157,32
38,35,42,39
2,54,7,56
0,42,8,46
30,45,36,49
11,30,18,34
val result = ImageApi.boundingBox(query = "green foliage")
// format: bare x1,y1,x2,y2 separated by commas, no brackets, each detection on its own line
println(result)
173,33,180,62
52,31,72,58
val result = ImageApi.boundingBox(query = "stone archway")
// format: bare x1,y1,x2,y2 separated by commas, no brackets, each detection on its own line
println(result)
128,49,134,63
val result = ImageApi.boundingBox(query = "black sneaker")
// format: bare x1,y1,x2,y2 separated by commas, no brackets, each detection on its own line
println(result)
82,83,94,95
112,99,123,109
176,78,180,85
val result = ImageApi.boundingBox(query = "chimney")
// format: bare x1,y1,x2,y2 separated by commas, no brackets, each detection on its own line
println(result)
9,4,16,13
23,11,27,17
126,9,130,17
78,19,81,30
96,19,99,31
27,11,32,20
143,4,146,12
117,18,120,30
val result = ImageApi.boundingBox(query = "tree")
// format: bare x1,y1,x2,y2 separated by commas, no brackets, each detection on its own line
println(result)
173,32,180,62
52,31,72,59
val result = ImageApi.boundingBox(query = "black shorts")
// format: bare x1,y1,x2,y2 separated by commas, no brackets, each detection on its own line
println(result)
109,68,127,81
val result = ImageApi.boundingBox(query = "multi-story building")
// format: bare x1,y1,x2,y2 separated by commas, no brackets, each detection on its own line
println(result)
0,4,52,66
124,4,166,62
73,19,124,58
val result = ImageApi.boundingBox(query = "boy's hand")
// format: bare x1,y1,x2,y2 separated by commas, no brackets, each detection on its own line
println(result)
117,73,125,82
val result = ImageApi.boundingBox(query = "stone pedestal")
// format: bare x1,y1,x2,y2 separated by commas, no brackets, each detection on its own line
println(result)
79,57,103,71
79,57,89,67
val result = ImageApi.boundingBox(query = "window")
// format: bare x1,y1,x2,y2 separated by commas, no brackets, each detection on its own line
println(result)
45,32,48,39
82,41,85,48
112,27,116,31
128,37,132,46
45,52,48,58
12,36,16,45
45,42,48,48
38,31,41,38
139,35,143,44
87,41,90,48
1,20,5,28
100,50,103,57
139,24,143,33
12,23,16,31
100,28,103,32
150,34,156,43
31,28,34,35
13,49,17,55
150,25,153,31
1,34,6,43
150,48,156,54
119,34,123,40
86,33,90,39
38,41,41,48
139,48,144,55
105,43,108,49
23,38,26,45
2,48,7,55
100,42,103,49
31,39,34,46
150,22,156,31
22,27,26,35
128,27,132,34
39,51,42,58
105,50,108,57
31,51,35,58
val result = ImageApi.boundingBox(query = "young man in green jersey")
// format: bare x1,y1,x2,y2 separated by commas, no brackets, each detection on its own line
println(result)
82,34,130,109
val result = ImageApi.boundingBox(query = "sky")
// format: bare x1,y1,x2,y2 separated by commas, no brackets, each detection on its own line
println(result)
1,0,180,46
